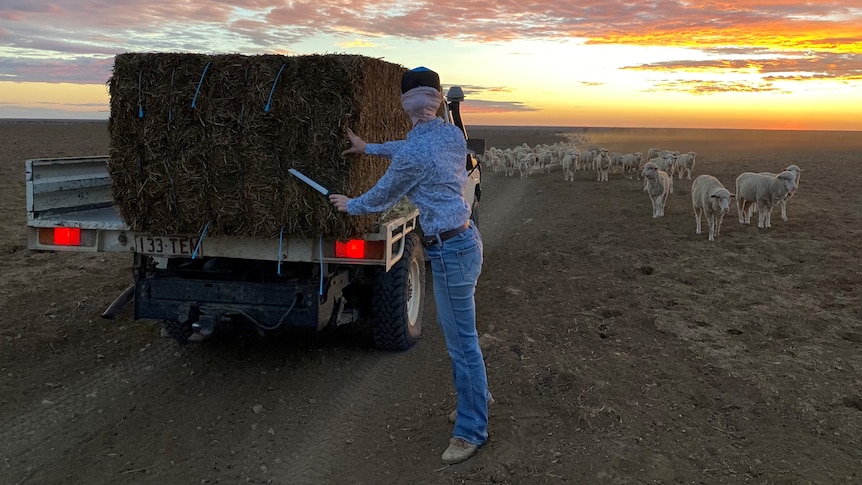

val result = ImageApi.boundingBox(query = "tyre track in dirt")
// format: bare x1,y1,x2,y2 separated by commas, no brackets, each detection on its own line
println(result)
267,351,413,484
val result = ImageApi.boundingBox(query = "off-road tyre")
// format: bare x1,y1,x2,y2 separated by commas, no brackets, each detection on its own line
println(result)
370,232,424,351
470,199,480,228
162,319,192,345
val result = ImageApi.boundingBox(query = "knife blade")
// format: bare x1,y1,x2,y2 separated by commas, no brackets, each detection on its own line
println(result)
288,168,331,196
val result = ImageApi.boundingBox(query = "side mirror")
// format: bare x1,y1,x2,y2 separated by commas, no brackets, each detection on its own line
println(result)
446,86,465,102
466,138,485,155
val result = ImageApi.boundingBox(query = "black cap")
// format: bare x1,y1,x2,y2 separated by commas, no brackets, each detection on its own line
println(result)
401,66,441,94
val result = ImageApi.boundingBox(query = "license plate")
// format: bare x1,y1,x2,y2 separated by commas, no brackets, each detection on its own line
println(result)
134,235,200,256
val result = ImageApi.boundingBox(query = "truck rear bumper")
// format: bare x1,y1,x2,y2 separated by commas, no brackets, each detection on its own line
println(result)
135,275,329,332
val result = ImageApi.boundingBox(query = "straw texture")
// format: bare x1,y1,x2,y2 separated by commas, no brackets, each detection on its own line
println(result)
107,53,412,239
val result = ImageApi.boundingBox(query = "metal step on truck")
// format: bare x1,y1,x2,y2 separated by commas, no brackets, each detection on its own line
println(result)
25,86,483,351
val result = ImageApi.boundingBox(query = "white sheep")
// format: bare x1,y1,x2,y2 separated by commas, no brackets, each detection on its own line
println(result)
652,152,677,172
756,164,803,221
578,148,595,171
504,155,516,177
518,155,532,178
735,171,798,228
595,148,611,182
642,161,671,218
646,153,677,193
676,151,697,180
621,152,643,179
691,175,734,241
609,151,624,175
561,151,579,181
659,149,679,158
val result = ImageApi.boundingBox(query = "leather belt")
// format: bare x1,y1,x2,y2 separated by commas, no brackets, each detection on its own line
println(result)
421,222,470,248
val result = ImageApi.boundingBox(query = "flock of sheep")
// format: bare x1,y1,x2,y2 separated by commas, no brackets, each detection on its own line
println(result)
481,143,802,242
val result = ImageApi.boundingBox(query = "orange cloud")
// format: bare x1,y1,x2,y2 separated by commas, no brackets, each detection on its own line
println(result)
336,39,380,48
646,80,789,95
592,28,862,54
623,50,862,86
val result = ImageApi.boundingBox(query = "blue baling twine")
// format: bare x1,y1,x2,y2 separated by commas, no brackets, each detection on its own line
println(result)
191,62,211,109
277,226,285,275
191,221,211,259
137,69,144,119
264,63,286,113
318,235,324,296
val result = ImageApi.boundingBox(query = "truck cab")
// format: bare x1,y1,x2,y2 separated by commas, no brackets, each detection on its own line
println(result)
445,86,483,223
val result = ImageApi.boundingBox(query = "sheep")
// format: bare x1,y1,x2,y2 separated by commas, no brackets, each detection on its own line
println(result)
646,153,677,193
641,161,671,218
735,171,798,228
595,148,611,182
621,152,643,179
490,155,501,173
518,155,532,178
676,151,697,180
691,175,734,241
578,148,595,171
756,164,803,221
535,150,551,173
504,155,516,177
652,152,677,173
561,152,579,181
609,151,624,175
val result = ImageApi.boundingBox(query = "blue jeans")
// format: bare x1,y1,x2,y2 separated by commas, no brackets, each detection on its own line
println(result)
424,222,489,446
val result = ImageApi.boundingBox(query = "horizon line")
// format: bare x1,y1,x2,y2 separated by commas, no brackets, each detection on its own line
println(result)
2,118,862,133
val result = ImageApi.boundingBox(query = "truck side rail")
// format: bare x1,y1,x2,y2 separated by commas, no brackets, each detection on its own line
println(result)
26,156,121,224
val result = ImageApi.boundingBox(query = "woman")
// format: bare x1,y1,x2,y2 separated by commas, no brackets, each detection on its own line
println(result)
328,66,490,465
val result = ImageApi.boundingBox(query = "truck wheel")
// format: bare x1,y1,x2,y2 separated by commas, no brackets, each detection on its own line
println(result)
470,199,479,228
371,232,424,351
162,319,192,345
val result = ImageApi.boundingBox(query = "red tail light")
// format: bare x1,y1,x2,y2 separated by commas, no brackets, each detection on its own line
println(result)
54,227,81,246
335,239,365,259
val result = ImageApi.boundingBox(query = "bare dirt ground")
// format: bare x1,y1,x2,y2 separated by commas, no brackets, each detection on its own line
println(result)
1,121,861,484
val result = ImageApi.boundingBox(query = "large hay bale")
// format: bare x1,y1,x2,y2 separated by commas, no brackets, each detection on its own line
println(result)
107,53,411,240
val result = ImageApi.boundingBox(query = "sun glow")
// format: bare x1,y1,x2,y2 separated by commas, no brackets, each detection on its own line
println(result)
1,1,860,130
0,82,108,118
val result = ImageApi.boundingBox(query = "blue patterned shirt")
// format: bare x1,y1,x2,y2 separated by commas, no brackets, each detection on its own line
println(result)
347,117,470,236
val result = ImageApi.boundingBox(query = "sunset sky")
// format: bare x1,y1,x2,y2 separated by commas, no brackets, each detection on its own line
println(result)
1,1,861,130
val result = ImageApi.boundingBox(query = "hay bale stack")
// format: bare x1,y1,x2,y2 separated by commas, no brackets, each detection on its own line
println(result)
107,53,411,240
